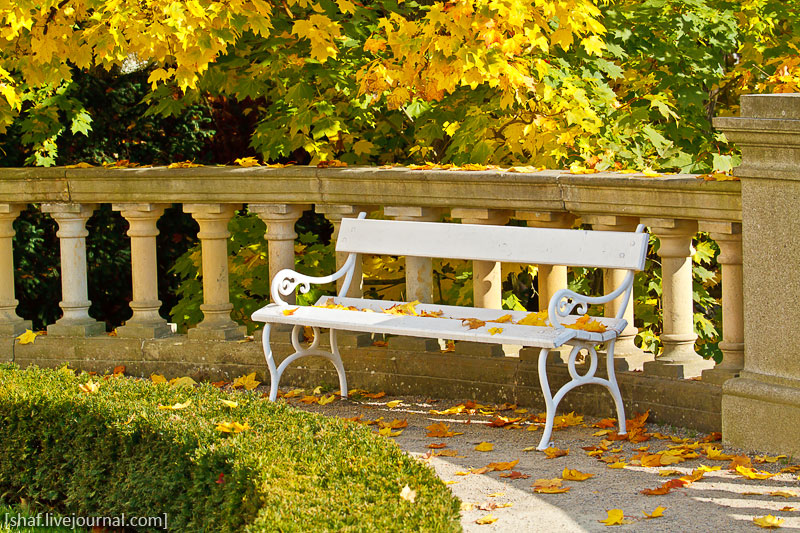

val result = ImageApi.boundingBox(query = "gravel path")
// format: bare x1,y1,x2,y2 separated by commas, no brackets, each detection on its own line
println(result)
288,392,800,532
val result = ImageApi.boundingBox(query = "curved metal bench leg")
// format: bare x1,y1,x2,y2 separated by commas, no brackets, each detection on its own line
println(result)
604,339,627,435
329,329,348,399
260,324,281,401
537,348,556,450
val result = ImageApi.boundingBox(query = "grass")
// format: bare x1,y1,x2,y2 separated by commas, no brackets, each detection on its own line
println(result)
0,364,461,532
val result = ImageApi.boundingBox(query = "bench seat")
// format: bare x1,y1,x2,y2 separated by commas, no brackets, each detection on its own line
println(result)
252,296,627,349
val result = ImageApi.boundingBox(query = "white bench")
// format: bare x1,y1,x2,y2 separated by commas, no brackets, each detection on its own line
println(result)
252,213,649,449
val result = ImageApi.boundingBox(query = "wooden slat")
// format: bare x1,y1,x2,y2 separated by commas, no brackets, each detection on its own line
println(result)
336,218,648,270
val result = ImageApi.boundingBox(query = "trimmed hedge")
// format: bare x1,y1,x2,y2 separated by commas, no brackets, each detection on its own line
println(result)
0,365,461,532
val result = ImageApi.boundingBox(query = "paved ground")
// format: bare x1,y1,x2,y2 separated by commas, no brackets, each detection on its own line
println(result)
288,391,800,532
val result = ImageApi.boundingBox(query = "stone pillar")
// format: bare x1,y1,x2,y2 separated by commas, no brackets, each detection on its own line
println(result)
0,204,31,336
384,206,443,303
451,208,511,309
699,222,744,385
183,203,246,340
249,203,309,305
112,203,171,338
714,93,800,454
316,205,373,298
582,214,653,371
642,218,713,378
41,203,105,336
514,211,574,312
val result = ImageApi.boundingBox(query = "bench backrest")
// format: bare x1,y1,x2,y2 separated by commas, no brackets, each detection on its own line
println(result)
336,218,648,270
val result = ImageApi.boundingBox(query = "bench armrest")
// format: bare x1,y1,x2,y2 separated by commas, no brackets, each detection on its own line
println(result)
547,269,636,330
270,252,359,305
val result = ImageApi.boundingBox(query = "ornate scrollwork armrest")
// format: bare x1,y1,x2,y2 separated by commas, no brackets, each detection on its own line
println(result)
270,253,358,305
547,269,636,328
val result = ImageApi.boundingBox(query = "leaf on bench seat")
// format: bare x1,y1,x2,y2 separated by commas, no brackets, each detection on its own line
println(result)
384,300,420,316
518,311,549,327
488,327,503,335
565,314,607,332
493,314,513,323
461,318,486,329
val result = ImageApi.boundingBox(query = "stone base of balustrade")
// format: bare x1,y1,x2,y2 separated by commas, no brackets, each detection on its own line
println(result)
0,319,32,337
187,324,246,341
4,332,723,433
700,367,740,386
643,357,715,379
116,322,173,339
47,320,106,337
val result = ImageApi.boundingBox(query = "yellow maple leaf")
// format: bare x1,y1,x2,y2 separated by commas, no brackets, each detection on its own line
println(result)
386,400,402,408
150,373,167,384
216,421,251,433
643,506,666,519
167,160,203,168
494,314,513,323
158,399,192,410
426,422,463,438
736,466,776,480
753,515,784,528
488,327,504,335
475,442,494,452
220,399,239,408
755,454,787,463
319,394,336,405
462,317,486,329
64,162,94,168
378,426,403,437
232,372,261,390
518,311,549,326
607,461,627,469
562,467,594,481
532,478,570,493
486,460,519,471
16,329,39,345
581,35,605,56
769,491,797,498
234,156,261,167
384,300,420,316
599,509,630,526
282,307,298,316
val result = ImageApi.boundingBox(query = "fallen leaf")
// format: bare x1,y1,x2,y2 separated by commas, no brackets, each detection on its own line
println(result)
434,449,460,457
234,156,261,167
705,447,735,460
386,400,402,408
231,372,261,390
78,380,99,394
475,514,498,525
317,159,348,168
475,442,494,452
488,492,505,497
150,373,167,384
599,509,630,526
522,446,538,452
319,394,336,405
755,454,788,464
562,468,594,481
532,478,570,494
494,314,514,323
167,160,203,168
215,421,251,433
460,502,476,511
769,491,797,498
220,399,239,408
65,162,94,168
16,329,39,345
658,469,682,477
158,400,192,410
499,471,530,479
169,376,198,388
543,446,569,459
753,515,784,528
736,466,777,480
462,318,486,329
486,460,519,472
113,365,125,375
378,427,403,437
643,506,666,519
282,307,298,315
400,485,416,503
488,327,504,335
641,478,687,495
607,462,627,469
427,443,447,449
426,422,464,438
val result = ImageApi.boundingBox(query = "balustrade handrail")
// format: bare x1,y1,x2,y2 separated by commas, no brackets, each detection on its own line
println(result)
0,166,741,222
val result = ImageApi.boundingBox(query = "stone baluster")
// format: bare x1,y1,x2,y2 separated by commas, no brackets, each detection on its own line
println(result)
515,211,574,312
41,203,105,336
316,205,373,298
183,203,246,340
582,214,653,371
451,208,511,309
384,206,444,303
0,204,32,336
642,218,713,378
249,204,310,305
112,203,171,338
699,222,744,384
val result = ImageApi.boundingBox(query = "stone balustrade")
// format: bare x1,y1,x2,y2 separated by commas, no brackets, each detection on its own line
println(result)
0,166,741,383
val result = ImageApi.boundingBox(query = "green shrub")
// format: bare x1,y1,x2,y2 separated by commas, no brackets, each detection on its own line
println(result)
0,365,461,532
